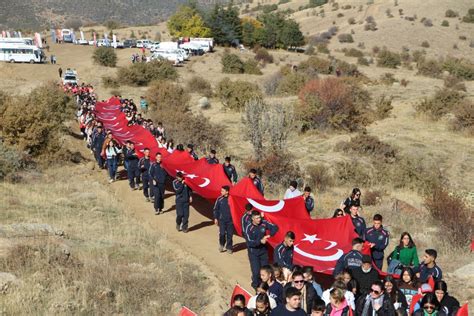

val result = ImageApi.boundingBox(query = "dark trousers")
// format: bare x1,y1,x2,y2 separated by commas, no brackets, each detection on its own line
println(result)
176,201,190,230
219,221,234,250
248,250,269,289
106,158,117,180
142,175,151,198
373,256,384,270
94,150,104,168
153,184,165,211
127,166,140,188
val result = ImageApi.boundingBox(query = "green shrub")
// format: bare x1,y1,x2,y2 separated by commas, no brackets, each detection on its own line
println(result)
243,59,263,75
442,57,474,80
0,143,33,182
415,88,464,119
102,76,120,88
376,49,401,68
421,40,430,48
451,100,474,134
264,72,284,95
338,33,354,43
462,8,474,23
0,83,75,163
334,159,373,186
373,95,393,119
146,80,189,112
117,60,178,86
344,48,364,58
335,59,360,77
308,0,328,8
443,75,466,91
276,72,309,95
416,59,443,78
299,56,332,75
348,17,356,25
254,48,274,64
445,9,458,18
216,78,263,111
441,20,449,27
187,76,213,97
357,56,370,66
335,133,398,163
92,47,117,67
221,53,244,74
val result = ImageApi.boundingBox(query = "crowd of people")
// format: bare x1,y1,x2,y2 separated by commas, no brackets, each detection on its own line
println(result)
66,82,463,316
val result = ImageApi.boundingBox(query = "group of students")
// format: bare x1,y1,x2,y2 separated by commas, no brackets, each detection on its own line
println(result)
68,84,462,316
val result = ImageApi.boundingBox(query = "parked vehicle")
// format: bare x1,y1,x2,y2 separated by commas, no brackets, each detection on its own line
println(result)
75,39,89,45
0,43,45,63
123,39,137,48
96,39,110,47
61,29,74,43
149,50,183,66
0,37,34,45
136,39,152,48
62,69,78,85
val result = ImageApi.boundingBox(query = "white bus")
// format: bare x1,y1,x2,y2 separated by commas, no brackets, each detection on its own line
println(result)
0,37,34,45
0,43,45,63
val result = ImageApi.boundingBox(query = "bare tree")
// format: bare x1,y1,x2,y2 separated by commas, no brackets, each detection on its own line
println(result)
243,98,267,161
265,102,294,151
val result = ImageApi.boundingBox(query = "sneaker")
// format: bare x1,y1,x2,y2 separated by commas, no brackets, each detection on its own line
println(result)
158,209,163,214
226,249,233,254
176,224,182,232
134,185,139,190
218,245,224,253
154,210,160,215
109,179,113,183
145,197,150,202
182,228,188,233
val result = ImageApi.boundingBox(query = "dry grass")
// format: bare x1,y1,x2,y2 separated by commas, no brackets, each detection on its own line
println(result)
0,166,212,314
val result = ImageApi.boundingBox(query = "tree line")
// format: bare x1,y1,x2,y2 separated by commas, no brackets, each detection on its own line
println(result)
167,2,305,49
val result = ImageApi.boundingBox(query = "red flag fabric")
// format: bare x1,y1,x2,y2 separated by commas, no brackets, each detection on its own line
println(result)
456,303,469,316
409,293,424,315
427,275,435,291
178,306,197,316
230,177,264,199
470,239,474,252
230,284,252,307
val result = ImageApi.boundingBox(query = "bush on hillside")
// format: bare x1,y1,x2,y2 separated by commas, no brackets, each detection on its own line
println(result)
364,190,383,205
373,95,393,119
264,72,284,95
445,9,458,18
117,60,178,86
442,57,474,80
338,33,354,43
243,59,263,75
299,56,332,75
421,41,430,48
102,76,120,88
297,77,370,131
441,20,449,27
221,53,244,74
92,47,117,67
425,186,472,247
0,83,75,163
187,76,213,97
276,72,309,96
305,164,334,192
443,75,466,91
348,17,356,25
416,59,443,78
415,88,464,119
376,49,401,68
147,82,224,151
462,8,474,23
335,133,398,163
146,80,189,112
343,48,364,58
412,50,426,63
451,100,474,134
0,143,33,182
422,18,433,27
357,57,370,66
334,159,373,186
254,48,274,64
379,72,397,85
335,59,361,77
217,78,263,111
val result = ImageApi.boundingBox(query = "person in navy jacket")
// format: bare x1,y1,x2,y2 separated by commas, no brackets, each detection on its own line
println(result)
365,214,389,270
172,172,192,233
213,186,234,254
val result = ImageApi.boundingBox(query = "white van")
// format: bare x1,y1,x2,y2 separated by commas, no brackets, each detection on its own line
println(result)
136,40,152,48
150,50,183,66
0,43,45,63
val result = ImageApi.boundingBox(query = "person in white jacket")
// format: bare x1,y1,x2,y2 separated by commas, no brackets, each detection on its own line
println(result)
284,180,302,200
321,280,356,310
247,282,277,310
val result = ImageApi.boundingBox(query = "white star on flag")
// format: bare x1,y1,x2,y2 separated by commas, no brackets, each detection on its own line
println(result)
301,234,320,244
186,174,198,179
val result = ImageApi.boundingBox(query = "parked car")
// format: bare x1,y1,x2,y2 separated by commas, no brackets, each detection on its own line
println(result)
123,39,137,48
136,39,152,48
75,39,89,45
62,69,78,85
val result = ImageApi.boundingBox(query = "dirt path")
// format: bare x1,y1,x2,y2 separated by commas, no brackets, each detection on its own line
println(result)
91,165,254,307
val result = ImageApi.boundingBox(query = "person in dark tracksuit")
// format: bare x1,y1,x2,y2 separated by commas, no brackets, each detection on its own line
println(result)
173,172,192,233
187,144,198,160
241,203,253,236
244,210,279,290
213,186,234,253
349,205,366,239
206,149,219,164
365,214,389,270
274,231,295,272
303,186,314,215
223,156,238,184
139,148,153,202
249,169,264,196
333,237,364,276
149,152,167,215
91,126,106,168
125,142,140,190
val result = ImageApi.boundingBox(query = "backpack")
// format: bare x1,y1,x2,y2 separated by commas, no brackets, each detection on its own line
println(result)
387,246,403,274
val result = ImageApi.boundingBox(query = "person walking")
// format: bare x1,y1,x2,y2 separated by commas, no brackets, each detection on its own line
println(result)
223,156,238,184
249,169,264,196
365,214,389,270
244,210,279,290
173,172,192,233
105,139,121,182
124,142,140,190
139,148,153,201
213,186,234,254
58,67,63,79
149,152,167,215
